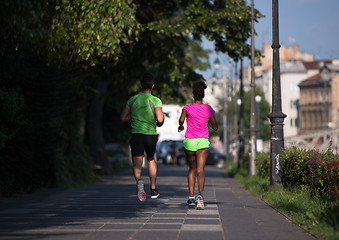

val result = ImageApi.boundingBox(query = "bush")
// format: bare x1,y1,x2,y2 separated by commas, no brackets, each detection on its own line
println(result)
255,147,338,201
256,151,270,178
0,87,26,149
0,61,96,196
282,147,339,201
226,162,247,178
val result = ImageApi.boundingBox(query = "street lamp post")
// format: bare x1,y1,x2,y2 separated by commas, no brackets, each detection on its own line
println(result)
267,0,286,186
249,0,257,176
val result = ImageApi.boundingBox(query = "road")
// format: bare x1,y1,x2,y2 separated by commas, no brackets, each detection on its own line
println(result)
0,165,314,240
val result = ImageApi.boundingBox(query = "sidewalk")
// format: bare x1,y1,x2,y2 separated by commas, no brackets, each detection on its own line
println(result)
0,165,314,240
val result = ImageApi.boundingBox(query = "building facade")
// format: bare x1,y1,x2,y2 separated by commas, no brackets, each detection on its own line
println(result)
259,60,319,137
298,63,339,133
243,43,339,138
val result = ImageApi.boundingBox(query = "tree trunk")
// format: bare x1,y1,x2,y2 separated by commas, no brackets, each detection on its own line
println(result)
87,79,110,174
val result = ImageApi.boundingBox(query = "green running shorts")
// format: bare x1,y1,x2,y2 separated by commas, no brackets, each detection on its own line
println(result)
183,138,210,151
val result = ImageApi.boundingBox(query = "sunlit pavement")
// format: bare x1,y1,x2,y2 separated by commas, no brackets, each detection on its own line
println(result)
0,165,314,240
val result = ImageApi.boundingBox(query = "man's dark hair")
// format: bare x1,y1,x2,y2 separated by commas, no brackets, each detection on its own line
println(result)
193,80,207,101
141,73,154,90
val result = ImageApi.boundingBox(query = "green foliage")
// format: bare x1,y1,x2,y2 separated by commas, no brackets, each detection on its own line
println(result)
50,0,142,64
0,0,265,196
242,148,250,170
226,162,239,178
282,147,339,200
0,0,52,55
0,50,95,196
147,0,264,61
256,151,270,178
185,39,211,71
242,88,271,141
237,174,270,194
256,147,339,201
225,162,248,178
0,88,26,149
262,187,338,240
234,173,338,239
54,137,94,188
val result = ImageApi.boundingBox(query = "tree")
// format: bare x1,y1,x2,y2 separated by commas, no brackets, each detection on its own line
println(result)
242,88,270,141
0,0,264,195
147,0,263,61
76,0,262,173
48,0,143,173
0,0,144,190
102,0,263,135
102,0,264,169
50,0,142,65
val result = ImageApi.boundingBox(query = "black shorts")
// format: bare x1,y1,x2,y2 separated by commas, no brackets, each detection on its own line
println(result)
129,133,158,158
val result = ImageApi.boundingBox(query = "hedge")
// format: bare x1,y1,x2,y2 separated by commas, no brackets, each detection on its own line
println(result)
256,147,338,201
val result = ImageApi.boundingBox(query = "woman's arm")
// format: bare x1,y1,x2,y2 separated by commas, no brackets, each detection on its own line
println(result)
209,115,218,131
178,109,187,132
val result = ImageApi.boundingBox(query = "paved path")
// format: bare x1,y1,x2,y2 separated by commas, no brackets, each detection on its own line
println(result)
0,165,314,240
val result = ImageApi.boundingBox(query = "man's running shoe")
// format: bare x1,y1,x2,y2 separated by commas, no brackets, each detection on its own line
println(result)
137,180,146,201
196,193,205,210
150,189,160,199
187,196,196,205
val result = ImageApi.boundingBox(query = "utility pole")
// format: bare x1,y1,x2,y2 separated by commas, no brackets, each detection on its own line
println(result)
214,58,228,157
238,58,245,169
267,0,286,186
249,0,257,176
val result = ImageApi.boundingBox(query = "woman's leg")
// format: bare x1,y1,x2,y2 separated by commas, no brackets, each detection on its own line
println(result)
185,149,196,197
196,148,209,194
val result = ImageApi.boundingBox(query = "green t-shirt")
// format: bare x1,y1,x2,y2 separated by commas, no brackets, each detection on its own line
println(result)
126,92,162,135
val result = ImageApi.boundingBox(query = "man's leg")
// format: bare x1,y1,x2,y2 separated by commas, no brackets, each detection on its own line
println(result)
132,156,144,181
147,156,157,189
130,134,147,201
133,156,146,201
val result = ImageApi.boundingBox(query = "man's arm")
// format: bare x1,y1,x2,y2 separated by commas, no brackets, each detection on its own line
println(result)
155,107,164,127
120,107,131,122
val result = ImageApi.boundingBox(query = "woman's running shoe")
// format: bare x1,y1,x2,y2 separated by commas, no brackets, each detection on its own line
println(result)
150,189,160,199
196,193,205,210
187,196,196,205
137,179,146,201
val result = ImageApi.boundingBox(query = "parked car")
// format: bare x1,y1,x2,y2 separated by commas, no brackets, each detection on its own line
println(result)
156,140,184,164
177,146,225,168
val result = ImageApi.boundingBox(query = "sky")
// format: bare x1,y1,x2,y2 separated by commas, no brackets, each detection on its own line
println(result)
198,0,339,79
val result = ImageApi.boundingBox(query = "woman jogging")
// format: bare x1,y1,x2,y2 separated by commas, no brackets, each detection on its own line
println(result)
178,80,218,210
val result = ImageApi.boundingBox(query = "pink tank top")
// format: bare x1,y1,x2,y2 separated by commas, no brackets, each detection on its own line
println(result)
183,103,215,139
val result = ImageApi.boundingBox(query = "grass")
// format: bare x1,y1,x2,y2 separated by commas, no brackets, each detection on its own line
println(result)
226,163,338,240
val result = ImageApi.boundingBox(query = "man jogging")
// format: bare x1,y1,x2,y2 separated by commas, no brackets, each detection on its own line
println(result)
120,73,164,201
